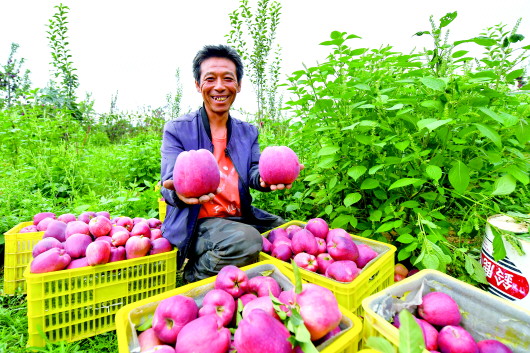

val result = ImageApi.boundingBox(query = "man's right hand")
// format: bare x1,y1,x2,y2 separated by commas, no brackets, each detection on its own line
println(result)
163,179,218,205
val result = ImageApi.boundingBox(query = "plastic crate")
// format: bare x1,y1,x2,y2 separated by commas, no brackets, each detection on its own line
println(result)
260,220,396,315
362,269,530,353
3,221,44,295
23,249,178,347
115,260,363,353
158,198,166,222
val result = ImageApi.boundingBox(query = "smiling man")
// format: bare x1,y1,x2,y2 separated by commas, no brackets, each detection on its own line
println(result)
159,44,301,283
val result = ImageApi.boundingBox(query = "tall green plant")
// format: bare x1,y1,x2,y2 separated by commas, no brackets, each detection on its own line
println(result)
47,3,80,118
226,0,283,123
0,43,31,108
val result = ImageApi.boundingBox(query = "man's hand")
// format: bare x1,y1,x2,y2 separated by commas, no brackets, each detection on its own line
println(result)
163,179,219,205
260,164,305,190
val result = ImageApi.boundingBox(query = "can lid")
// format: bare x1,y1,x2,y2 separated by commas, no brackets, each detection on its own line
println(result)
487,214,529,233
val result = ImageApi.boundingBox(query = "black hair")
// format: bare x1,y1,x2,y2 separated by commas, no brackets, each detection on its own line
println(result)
192,44,244,83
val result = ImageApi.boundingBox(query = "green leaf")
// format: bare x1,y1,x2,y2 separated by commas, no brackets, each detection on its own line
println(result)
360,178,380,190
454,36,497,47
417,118,453,132
477,107,517,127
347,166,367,181
136,314,153,331
426,165,442,181
366,336,396,353
422,253,440,270
452,50,469,58
492,227,507,261
491,174,517,196
474,123,502,148
439,11,457,28
291,260,303,294
448,161,470,194
396,233,416,244
318,146,340,156
388,178,425,190
344,193,362,207
420,77,446,91
504,165,529,185
398,310,425,353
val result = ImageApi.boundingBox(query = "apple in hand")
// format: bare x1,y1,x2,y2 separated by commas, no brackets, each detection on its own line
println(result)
293,252,318,272
125,235,152,259
198,289,236,326
214,265,249,298
152,295,199,344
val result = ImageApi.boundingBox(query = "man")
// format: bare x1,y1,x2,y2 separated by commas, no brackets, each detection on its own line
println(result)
160,44,301,283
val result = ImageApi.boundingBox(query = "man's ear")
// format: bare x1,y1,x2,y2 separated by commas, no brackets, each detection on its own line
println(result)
237,81,242,93
195,81,201,92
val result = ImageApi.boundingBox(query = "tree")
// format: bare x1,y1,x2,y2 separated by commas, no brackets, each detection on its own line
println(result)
0,43,31,108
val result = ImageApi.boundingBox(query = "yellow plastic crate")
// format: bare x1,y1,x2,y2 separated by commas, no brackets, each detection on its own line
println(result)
158,198,166,222
3,221,44,295
260,220,396,316
362,269,530,353
115,260,363,353
23,249,178,347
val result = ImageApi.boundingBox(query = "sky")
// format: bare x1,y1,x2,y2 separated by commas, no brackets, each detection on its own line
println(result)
1,0,529,116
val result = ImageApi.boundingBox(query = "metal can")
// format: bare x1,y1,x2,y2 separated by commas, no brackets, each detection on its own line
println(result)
481,214,530,309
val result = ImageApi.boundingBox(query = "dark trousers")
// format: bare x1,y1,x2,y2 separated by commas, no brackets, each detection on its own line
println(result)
183,215,285,283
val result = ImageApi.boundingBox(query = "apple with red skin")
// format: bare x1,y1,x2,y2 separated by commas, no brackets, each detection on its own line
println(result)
407,268,420,277
305,217,329,239
394,273,406,282
86,241,111,266
66,257,89,269
356,243,378,268
271,236,292,251
315,237,327,254
199,289,236,326
109,225,129,236
131,221,151,238
438,325,478,353
247,276,281,297
267,228,289,243
152,295,199,344
32,237,63,258
418,291,461,327
175,314,231,353
133,217,148,225
125,235,152,259
57,213,76,223
271,244,292,261
325,228,350,242
291,229,319,255
293,252,318,272
234,309,293,353
150,238,173,255
214,265,249,299
95,235,113,246
33,212,56,225
111,230,130,247
394,263,409,277
147,218,162,229
316,252,335,274
115,216,134,231
326,260,361,282
138,328,163,352
64,233,93,258
327,233,358,261
416,318,439,351
43,219,68,242
78,211,97,224
150,228,163,241
278,290,296,314
285,224,302,238
143,345,175,353
262,236,272,253
30,248,71,273
96,211,111,219
242,296,280,320
109,246,126,262
20,225,39,233
296,283,342,341
36,217,55,231
239,293,257,306
65,220,91,239
477,339,513,353
89,215,113,238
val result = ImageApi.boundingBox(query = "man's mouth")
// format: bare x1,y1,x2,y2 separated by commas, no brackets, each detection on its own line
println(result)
213,96,228,102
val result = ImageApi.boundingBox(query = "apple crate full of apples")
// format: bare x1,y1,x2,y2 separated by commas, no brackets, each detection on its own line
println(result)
259,220,396,315
3,221,44,294
361,269,530,353
115,260,364,353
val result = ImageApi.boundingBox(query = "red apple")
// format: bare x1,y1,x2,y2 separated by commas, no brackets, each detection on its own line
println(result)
138,327,163,352
111,230,130,246
96,211,111,219
143,345,175,353
36,217,55,231
86,241,111,266
57,213,76,223
115,216,134,231
66,257,89,269
267,228,289,243
242,296,280,320
150,237,173,255
95,235,113,245
43,219,67,242
174,314,231,353
394,263,409,277
285,224,303,238
88,215,113,238
214,265,249,298
418,291,461,326
477,339,513,353
293,252,318,272
30,248,71,273
78,211,97,224
262,236,272,253
247,276,281,297
326,260,361,282
327,233,359,261
64,233,93,259
125,235,152,259
316,252,335,274
131,221,151,238
271,236,292,251
305,218,329,239
152,295,199,344
33,212,56,225
438,325,478,353
109,246,126,262
291,229,319,255
315,237,327,254
32,237,63,258
109,225,129,237
199,289,236,326
20,225,39,233
147,218,162,229
238,293,258,306
356,243,378,268
271,244,292,262
150,228,163,241
65,220,91,239
325,228,350,242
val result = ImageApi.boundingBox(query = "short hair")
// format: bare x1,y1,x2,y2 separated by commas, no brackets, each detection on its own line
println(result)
192,44,244,83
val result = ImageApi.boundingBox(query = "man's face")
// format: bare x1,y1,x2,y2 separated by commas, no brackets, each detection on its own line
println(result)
196,57,241,116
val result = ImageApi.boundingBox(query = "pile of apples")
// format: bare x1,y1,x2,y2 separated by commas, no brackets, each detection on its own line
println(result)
261,218,379,282
394,291,513,353
394,263,419,282
27,211,172,274
137,265,345,353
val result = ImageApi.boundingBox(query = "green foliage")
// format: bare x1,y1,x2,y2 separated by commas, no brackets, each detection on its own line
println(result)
47,3,81,119
226,0,283,122
257,15,530,284
0,43,31,109
366,310,425,353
